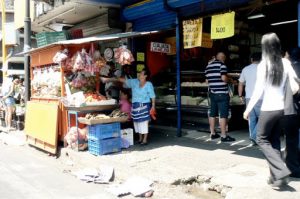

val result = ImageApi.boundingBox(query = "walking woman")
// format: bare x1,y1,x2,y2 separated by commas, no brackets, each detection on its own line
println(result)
243,33,299,187
2,76,20,131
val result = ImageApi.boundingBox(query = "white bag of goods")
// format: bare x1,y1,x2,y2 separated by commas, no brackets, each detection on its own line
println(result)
121,128,134,148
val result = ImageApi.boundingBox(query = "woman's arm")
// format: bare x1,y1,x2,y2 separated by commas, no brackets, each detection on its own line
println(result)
101,77,126,83
151,98,155,109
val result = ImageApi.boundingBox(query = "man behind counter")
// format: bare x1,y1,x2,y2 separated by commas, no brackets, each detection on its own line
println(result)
205,52,236,142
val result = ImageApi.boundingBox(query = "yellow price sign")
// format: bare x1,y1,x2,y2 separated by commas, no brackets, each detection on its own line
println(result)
137,52,145,62
211,11,235,39
137,64,145,72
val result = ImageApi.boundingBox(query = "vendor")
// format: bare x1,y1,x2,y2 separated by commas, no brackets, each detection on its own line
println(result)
103,68,156,145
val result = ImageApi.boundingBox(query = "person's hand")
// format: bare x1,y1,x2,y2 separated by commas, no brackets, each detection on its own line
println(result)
150,107,157,120
243,111,249,120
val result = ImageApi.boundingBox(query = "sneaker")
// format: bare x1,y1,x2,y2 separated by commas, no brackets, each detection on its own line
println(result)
210,133,220,139
250,139,258,146
221,135,236,142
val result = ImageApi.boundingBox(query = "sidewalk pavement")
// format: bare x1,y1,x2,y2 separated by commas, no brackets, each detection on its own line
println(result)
1,126,300,199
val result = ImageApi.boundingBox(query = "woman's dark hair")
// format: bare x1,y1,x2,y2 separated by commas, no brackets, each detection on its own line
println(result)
261,33,283,86
141,68,150,77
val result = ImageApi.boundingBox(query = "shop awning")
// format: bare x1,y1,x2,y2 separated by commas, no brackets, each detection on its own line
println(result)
21,31,161,55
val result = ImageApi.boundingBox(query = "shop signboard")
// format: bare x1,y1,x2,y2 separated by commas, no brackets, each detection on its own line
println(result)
150,42,171,54
183,18,203,49
211,11,235,39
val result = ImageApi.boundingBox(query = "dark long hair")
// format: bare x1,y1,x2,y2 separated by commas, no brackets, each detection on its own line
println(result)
261,33,284,86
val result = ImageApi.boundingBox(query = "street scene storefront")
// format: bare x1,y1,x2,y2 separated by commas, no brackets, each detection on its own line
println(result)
1,0,300,198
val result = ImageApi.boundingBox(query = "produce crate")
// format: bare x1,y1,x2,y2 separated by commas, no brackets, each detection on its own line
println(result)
88,122,121,140
36,31,67,47
88,137,122,155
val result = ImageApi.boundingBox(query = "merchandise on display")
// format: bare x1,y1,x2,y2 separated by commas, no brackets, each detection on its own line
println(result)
181,82,208,87
78,109,129,125
114,46,135,65
31,66,61,98
64,126,88,150
53,49,69,64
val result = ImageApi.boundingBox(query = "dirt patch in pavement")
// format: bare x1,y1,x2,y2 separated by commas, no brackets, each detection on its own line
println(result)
172,175,231,199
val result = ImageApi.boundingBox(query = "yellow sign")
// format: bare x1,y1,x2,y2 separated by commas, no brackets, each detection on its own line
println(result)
201,33,213,48
25,101,59,154
183,18,203,49
137,52,145,62
137,64,145,72
211,11,235,39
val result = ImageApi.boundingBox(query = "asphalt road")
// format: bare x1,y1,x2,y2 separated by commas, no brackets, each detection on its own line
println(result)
0,141,116,199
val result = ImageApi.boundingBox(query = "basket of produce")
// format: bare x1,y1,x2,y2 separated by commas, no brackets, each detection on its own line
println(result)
78,109,129,125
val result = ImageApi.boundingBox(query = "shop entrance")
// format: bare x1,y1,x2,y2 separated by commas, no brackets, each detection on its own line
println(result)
150,0,299,132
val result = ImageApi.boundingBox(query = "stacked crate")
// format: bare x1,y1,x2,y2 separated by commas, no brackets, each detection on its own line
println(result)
36,31,67,47
88,122,122,155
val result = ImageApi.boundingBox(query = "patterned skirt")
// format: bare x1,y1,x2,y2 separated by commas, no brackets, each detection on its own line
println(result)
131,102,151,122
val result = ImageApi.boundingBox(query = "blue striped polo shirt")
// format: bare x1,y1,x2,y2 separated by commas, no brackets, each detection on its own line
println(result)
205,60,229,94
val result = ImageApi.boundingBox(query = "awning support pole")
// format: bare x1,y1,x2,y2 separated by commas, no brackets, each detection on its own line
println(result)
1,0,7,79
298,0,300,47
176,14,182,137
24,0,31,102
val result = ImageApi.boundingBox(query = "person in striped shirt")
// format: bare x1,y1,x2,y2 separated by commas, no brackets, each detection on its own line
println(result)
205,52,235,142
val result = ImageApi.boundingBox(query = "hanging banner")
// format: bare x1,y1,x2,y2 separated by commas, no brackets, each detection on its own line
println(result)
150,42,171,54
211,11,235,39
183,18,203,49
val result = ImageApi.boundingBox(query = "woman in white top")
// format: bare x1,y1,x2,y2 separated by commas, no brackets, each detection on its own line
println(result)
244,33,299,187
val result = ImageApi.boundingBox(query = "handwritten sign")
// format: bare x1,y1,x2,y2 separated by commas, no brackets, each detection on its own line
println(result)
183,18,203,49
211,11,235,39
150,42,171,54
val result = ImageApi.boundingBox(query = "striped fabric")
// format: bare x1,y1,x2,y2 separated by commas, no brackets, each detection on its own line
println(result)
205,60,229,94
131,102,151,122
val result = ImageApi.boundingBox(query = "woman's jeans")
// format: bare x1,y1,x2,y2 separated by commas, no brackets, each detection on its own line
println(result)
257,110,291,180
246,99,262,141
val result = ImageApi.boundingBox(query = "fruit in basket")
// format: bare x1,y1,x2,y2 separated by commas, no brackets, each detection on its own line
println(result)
84,93,107,102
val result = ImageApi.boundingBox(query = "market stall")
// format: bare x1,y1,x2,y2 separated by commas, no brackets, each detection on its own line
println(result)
24,32,151,154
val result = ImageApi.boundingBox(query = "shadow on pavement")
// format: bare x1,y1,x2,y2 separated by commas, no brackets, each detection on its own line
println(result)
123,126,265,160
